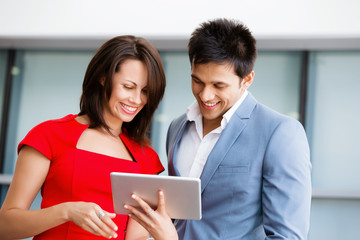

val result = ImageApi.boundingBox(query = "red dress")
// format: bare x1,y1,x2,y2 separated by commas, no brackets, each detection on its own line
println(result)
18,114,164,240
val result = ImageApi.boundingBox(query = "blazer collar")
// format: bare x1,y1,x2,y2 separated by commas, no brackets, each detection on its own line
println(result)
234,91,257,119
199,92,257,192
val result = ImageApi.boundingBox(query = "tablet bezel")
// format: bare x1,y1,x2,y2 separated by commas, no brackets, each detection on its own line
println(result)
110,172,202,220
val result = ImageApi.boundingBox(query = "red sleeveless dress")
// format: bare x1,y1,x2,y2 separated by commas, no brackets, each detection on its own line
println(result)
18,114,164,240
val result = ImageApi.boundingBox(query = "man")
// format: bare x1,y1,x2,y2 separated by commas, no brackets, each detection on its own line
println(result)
166,18,312,239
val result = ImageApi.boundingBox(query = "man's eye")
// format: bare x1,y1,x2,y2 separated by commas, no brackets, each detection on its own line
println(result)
215,84,225,89
192,78,201,84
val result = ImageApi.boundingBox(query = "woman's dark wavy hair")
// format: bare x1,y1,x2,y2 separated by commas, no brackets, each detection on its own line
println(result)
78,35,166,145
188,18,257,78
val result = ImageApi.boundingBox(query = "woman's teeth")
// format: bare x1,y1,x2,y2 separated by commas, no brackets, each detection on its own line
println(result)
122,103,136,112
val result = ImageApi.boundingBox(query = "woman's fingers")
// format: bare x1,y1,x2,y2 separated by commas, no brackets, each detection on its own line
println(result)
101,210,118,232
131,193,155,216
124,190,178,240
125,206,146,224
105,211,117,219
124,193,157,228
93,209,118,238
85,216,110,237
128,189,165,216
156,190,166,213
124,201,154,232
67,202,118,238
75,210,115,238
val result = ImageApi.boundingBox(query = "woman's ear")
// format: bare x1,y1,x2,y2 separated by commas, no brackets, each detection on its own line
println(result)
100,77,106,86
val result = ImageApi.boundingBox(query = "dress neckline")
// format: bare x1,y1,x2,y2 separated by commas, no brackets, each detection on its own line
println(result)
68,114,136,162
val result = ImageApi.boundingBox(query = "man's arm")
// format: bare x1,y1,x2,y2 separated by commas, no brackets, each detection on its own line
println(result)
262,118,312,239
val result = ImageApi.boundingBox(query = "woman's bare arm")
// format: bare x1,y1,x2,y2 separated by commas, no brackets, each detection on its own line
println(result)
0,146,118,239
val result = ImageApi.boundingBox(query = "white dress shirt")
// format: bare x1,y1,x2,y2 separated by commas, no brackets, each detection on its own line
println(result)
175,91,248,178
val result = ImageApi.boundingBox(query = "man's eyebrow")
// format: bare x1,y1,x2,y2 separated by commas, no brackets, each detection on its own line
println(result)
191,74,228,85
191,74,200,80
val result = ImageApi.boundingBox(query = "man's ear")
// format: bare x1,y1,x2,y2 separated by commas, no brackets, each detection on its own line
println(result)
241,71,254,89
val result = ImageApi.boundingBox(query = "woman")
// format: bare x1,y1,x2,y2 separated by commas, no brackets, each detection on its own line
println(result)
0,35,166,240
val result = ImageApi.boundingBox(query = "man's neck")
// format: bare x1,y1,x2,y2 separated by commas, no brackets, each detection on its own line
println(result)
202,117,221,137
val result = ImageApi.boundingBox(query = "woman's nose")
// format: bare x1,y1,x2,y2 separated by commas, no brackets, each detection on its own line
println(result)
129,90,142,104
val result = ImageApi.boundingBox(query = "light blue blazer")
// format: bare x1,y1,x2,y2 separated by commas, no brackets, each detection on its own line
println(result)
166,93,312,240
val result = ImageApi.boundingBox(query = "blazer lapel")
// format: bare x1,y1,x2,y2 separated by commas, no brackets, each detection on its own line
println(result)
199,93,257,192
168,115,189,177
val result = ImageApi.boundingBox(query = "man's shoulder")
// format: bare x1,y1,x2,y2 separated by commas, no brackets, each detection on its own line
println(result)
255,102,299,123
167,113,188,141
169,113,187,130
166,113,188,153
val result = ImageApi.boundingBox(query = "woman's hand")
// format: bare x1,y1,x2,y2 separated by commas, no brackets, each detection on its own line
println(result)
65,202,118,239
124,190,178,240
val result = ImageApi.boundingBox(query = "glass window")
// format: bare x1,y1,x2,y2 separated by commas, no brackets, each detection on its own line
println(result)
252,51,302,119
309,199,360,239
0,50,8,144
306,51,360,240
0,50,9,204
307,51,360,191
151,52,193,173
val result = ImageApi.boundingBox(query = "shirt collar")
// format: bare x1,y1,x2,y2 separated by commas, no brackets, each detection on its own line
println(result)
221,90,248,128
186,101,201,122
186,101,204,138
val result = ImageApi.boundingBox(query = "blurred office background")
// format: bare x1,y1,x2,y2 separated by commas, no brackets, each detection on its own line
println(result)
1,0,360,239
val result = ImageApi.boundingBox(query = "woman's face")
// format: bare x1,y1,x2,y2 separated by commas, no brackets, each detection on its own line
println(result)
103,59,148,128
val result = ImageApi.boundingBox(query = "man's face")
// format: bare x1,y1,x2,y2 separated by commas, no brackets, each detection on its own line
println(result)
191,62,253,129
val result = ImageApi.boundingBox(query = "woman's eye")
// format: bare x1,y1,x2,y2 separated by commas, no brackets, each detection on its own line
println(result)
124,85,133,89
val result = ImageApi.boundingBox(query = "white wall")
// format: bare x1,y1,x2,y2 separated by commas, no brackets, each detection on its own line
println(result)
1,0,360,39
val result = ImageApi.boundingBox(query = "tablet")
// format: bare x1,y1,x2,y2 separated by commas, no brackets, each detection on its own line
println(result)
110,172,202,220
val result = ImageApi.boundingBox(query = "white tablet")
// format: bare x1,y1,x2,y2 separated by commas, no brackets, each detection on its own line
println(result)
110,172,202,220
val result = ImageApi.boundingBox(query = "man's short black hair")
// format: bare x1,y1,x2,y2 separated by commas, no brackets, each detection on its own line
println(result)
188,18,257,78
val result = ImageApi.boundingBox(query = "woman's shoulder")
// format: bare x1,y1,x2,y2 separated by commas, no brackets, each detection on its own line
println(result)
33,114,79,130
31,114,73,126
18,114,80,157
42,114,77,125
22,114,83,146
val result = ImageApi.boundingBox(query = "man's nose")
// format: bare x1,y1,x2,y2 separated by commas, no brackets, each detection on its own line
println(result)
199,86,215,101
